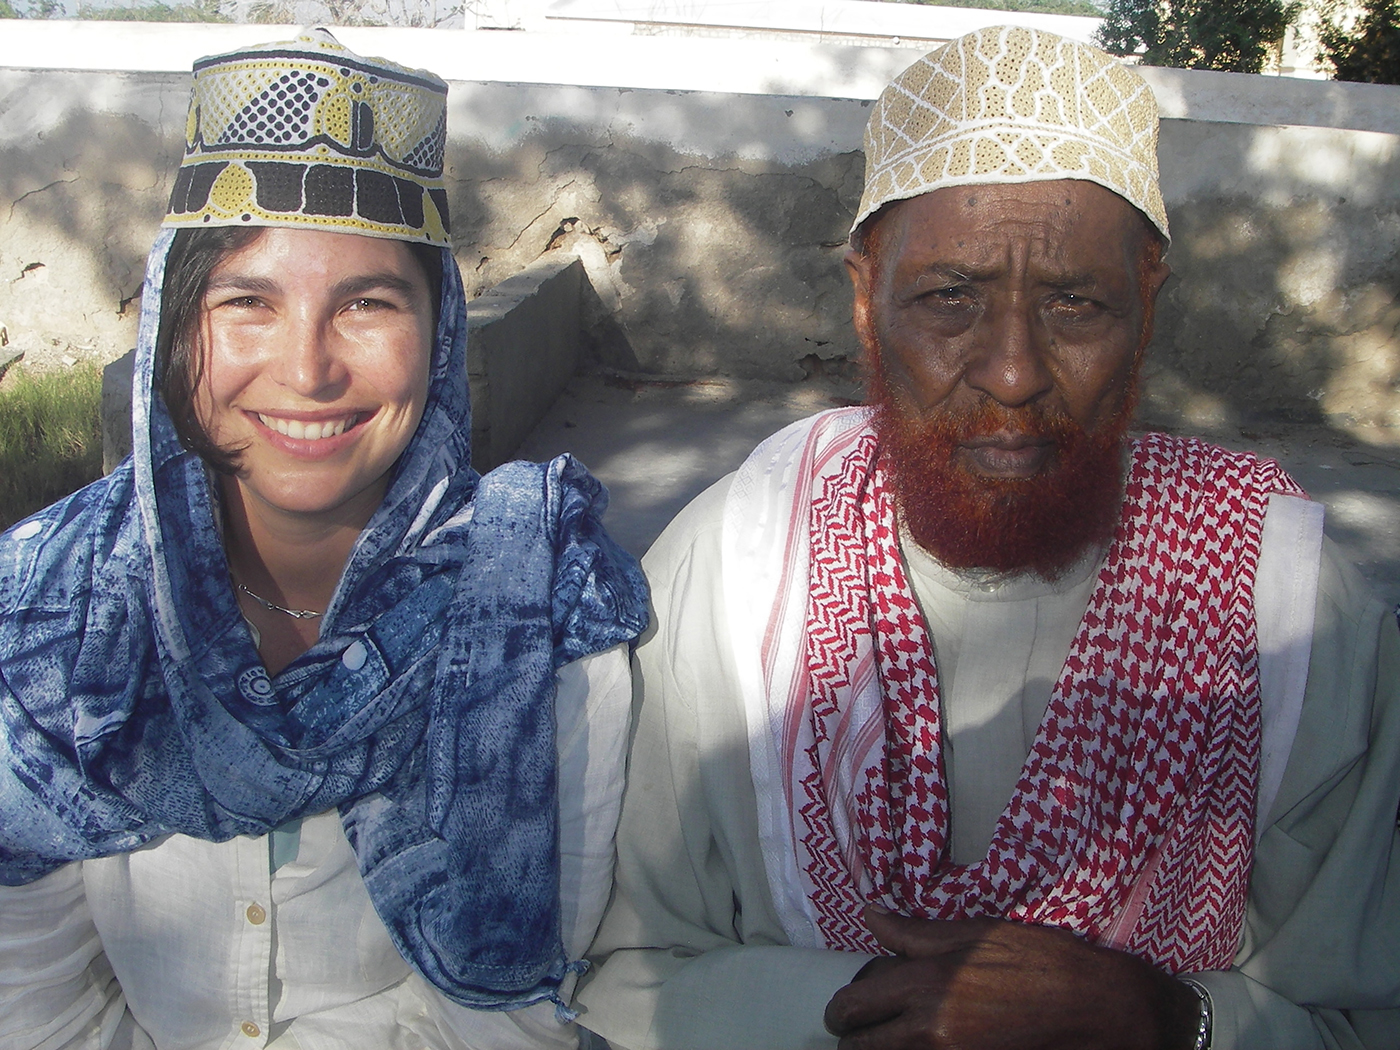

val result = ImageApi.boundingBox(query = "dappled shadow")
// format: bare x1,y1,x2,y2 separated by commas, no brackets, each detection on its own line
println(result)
513,372,858,557
439,79,1399,431
1144,118,1400,430
5,65,1398,599
0,69,186,371
439,81,1398,600
441,82,867,380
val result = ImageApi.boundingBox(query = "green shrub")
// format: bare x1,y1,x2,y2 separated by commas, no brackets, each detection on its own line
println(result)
1319,0,1400,84
0,364,104,531
75,0,229,21
1096,0,1300,72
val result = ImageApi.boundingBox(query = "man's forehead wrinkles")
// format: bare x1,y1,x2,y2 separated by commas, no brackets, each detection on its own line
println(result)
894,217,1076,257
891,239,1092,283
899,265,987,290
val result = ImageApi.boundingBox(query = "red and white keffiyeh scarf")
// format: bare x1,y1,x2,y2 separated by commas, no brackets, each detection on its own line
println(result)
725,408,1305,975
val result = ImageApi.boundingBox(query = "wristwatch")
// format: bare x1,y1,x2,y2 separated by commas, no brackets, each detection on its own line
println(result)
1178,977,1213,1050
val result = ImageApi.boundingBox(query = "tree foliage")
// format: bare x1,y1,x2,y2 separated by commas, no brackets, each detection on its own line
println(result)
7,0,461,22
9,0,65,15
1319,0,1400,83
77,0,226,19
240,0,459,26
1095,0,1299,71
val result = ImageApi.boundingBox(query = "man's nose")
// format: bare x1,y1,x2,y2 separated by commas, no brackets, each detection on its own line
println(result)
269,316,346,397
963,298,1052,408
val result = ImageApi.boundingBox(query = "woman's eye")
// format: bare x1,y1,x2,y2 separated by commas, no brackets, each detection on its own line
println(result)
229,296,260,308
347,297,390,312
209,295,266,312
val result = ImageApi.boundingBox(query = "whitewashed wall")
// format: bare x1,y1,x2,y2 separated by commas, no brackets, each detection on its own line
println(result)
2,21,1398,433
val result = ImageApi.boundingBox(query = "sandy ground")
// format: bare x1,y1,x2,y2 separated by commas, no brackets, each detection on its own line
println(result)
517,373,1400,610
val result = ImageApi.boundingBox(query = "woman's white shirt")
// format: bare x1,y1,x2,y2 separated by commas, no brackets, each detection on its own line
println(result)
0,645,632,1050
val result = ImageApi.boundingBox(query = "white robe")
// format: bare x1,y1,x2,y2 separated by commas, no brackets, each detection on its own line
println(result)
579,470,1400,1050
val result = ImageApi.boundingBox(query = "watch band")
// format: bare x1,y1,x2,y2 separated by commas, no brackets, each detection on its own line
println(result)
1178,977,1214,1050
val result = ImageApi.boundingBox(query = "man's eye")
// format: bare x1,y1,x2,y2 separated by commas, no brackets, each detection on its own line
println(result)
1050,292,1098,313
926,285,973,303
347,297,390,312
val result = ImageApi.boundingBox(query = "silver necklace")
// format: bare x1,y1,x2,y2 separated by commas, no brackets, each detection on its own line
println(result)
235,582,323,620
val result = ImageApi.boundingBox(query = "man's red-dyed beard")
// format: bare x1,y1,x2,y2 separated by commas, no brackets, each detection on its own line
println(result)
871,371,1137,581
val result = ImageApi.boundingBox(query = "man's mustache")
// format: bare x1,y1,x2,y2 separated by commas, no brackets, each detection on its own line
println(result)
909,402,1083,451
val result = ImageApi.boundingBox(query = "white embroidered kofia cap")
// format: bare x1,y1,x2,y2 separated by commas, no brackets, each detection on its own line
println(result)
852,25,1168,243
164,27,451,245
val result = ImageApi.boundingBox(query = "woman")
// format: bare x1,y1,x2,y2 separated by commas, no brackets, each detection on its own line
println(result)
0,30,646,1049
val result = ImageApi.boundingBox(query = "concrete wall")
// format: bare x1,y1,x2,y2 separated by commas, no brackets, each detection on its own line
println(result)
3,22,1399,440
1148,121,1400,430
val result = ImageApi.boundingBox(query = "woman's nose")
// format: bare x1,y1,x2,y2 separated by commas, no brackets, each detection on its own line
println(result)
269,317,347,398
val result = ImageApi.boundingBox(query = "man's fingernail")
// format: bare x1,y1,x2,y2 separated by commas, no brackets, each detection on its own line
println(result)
867,903,890,915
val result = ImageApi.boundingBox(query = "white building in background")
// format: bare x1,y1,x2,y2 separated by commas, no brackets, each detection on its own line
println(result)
25,0,1338,75
470,0,1102,48
469,0,1339,78
1276,0,1370,81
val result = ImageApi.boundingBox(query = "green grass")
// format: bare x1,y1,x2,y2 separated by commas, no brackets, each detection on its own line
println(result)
0,364,104,531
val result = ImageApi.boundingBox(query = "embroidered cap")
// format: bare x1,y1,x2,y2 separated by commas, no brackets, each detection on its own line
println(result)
164,28,450,245
853,25,1168,243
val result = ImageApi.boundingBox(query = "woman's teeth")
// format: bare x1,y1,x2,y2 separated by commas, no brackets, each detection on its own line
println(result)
257,414,354,440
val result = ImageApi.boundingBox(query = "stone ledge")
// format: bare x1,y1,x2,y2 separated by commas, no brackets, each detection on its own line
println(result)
101,350,135,474
468,252,586,471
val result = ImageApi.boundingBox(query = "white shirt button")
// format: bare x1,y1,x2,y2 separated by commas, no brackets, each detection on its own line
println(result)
245,903,266,925
241,1021,260,1038
341,640,367,671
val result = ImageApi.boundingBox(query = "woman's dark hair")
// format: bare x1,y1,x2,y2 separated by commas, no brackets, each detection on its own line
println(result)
157,227,445,475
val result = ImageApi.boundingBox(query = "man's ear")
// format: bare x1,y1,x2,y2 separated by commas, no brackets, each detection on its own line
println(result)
1145,254,1171,304
845,246,878,355
1137,244,1172,352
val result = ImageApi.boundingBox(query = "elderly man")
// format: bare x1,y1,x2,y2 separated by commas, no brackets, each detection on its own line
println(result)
577,25,1400,1050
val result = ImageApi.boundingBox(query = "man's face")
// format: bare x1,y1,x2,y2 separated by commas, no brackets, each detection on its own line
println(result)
846,179,1169,578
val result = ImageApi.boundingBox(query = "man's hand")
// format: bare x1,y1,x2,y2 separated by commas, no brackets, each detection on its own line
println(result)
822,907,1202,1050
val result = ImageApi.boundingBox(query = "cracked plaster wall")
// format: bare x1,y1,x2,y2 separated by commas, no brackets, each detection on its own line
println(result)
1145,119,1400,432
443,83,868,382
0,70,185,374
2,68,1398,435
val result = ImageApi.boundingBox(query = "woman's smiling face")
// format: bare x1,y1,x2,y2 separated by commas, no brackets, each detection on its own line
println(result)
196,228,435,527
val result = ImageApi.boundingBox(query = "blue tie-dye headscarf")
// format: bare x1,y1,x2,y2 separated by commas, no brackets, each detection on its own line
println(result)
0,228,648,1011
